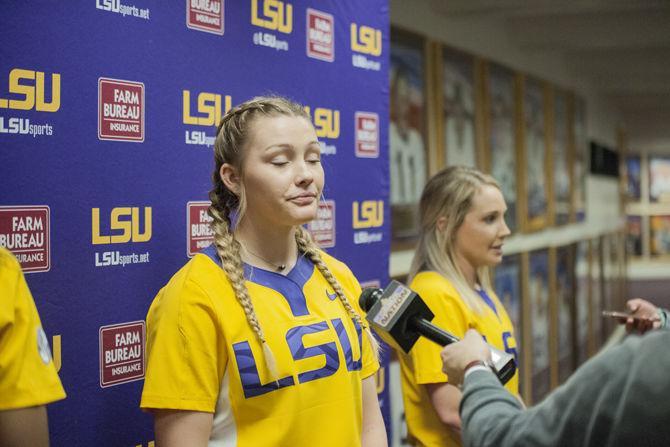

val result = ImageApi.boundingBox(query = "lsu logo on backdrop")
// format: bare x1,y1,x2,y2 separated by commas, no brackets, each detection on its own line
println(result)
251,0,292,33
0,68,59,137
0,69,60,112
355,112,379,158
98,78,145,142
91,207,151,267
307,200,335,248
99,320,145,387
96,0,150,20
251,0,292,51
0,206,50,273
187,0,224,35
183,90,232,148
352,200,383,244
305,106,339,139
92,207,152,244
187,201,214,256
306,8,334,62
51,335,62,372
350,23,382,71
304,105,339,155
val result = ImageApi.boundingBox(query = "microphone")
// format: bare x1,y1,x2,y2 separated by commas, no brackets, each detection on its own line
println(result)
360,280,516,385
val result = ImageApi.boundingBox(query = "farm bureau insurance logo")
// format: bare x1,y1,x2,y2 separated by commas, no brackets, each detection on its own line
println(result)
95,0,150,20
187,201,214,256
98,78,145,142
304,106,339,155
307,200,335,248
352,200,383,244
0,206,50,273
350,23,381,71
91,207,152,267
99,320,145,387
355,112,379,158
0,68,59,138
251,0,292,51
183,89,231,148
186,0,224,35
306,8,333,62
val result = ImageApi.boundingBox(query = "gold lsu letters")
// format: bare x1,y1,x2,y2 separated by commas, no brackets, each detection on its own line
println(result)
352,201,384,229
251,0,292,34
350,24,381,57
0,68,61,112
304,106,340,139
92,207,152,245
183,90,232,126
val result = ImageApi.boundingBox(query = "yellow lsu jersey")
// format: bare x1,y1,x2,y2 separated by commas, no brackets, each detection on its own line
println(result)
399,271,519,447
0,247,66,410
140,245,379,447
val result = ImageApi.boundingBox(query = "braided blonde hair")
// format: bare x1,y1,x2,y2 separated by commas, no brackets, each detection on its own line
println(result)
208,96,376,380
294,226,379,354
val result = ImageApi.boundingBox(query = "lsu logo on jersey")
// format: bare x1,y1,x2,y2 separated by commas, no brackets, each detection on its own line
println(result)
0,68,60,112
251,0,292,33
304,106,339,139
350,23,381,56
92,207,152,244
353,200,383,229
183,90,231,126
187,0,224,35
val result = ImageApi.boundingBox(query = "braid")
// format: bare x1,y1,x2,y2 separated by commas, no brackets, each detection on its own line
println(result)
294,227,380,357
208,179,279,380
206,95,329,379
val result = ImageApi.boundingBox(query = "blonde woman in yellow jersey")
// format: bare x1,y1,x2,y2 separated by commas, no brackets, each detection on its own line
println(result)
140,97,387,446
398,166,520,447
0,247,66,446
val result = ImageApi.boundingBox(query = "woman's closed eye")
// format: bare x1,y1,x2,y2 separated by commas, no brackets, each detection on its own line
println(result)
483,213,498,224
270,156,289,166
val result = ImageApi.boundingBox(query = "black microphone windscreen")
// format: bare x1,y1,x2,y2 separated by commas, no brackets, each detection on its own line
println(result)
359,287,382,312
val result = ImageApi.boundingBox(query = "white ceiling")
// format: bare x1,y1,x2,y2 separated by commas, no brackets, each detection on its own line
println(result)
429,0,670,147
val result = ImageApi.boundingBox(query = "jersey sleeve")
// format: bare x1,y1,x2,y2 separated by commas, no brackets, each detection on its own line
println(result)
0,251,66,410
140,269,227,413
408,275,469,385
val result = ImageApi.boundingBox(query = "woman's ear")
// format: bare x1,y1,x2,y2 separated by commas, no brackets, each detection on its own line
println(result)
436,216,448,233
219,163,241,195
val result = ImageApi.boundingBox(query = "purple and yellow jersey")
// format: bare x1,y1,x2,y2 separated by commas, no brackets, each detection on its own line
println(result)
0,247,66,410
399,271,519,447
140,245,378,446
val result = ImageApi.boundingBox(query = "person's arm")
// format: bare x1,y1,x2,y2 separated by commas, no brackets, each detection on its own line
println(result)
154,409,213,447
0,406,50,447
361,375,387,447
442,329,644,447
425,382,463,434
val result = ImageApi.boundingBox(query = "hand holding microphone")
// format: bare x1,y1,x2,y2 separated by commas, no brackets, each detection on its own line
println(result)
359,280,516,385
440,329,493,387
